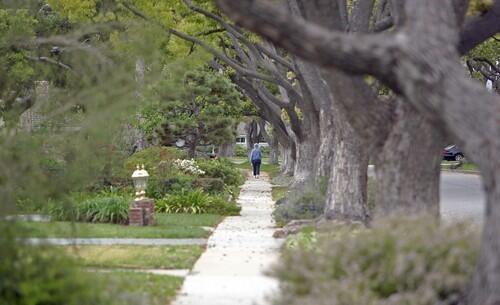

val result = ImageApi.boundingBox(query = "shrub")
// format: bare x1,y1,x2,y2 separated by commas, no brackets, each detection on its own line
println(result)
197,158,244,186
234,145,248,157
0,225,110,305
271,217,479,305
124,146,184,177
145,175,195,200
207,195,241,216
156,189,210,214
156,189,241,216
273,183,326,226
163,175,195,193
260,145,271,157
173,159,205,175
78,194,130,224
193,178,225,194
146,176,170,200
48,192,130,224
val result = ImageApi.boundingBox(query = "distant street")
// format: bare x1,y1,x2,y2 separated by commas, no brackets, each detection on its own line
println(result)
440,172,485,223
368,166,485,223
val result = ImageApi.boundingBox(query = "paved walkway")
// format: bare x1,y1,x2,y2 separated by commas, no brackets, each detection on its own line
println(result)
173,173,283,305
24,238,207,246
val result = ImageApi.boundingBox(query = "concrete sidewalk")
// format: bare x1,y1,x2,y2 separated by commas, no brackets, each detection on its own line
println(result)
173,173,283,305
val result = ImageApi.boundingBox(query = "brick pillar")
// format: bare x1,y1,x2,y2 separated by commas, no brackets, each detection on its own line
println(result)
128,207,144,226
135,198,155,225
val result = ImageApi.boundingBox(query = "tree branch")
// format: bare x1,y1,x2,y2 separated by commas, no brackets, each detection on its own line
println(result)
217,0,400,87
24,55,73,71
121,1,279,85
182,0,294,70
458,0,500,54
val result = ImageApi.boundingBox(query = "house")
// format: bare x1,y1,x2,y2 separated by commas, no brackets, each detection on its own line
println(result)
235,121,269,147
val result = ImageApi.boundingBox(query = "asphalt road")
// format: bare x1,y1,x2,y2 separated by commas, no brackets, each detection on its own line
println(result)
368,166,485,223
440,172,485,223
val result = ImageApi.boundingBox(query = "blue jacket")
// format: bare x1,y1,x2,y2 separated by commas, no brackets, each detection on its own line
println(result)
250,149,262,162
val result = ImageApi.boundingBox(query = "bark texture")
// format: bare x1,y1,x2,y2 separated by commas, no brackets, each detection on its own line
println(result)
374,101,443,217
218,141,234,157
324,131,369,222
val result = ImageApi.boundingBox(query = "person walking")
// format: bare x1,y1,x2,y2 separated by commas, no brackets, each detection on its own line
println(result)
249,143,262,178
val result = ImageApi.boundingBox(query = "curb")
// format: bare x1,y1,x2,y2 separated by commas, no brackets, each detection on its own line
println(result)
441,169,480,175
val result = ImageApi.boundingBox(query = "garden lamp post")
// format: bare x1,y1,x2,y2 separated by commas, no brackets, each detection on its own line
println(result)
131,164,149,201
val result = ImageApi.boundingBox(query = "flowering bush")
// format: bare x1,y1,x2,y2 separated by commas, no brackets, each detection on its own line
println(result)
173,159,205,175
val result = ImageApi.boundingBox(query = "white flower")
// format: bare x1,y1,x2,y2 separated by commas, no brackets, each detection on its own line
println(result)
173,159,205,175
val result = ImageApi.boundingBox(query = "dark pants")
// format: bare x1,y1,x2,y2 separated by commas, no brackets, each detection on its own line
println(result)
252,160,261,176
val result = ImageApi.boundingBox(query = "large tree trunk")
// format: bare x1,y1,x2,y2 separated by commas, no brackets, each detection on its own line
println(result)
259,119,280,165
268,132,280,165
293,138,319,186
245,119,259,151
374,101,443,217
469,175,500,305
188,144,196,159
316,104,335,179
281,143,296,176
132,58,148,152
324,126,369,222
218,141,234,157
292,112,321,187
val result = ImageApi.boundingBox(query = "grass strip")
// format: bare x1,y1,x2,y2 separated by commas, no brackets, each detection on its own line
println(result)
17,213,223,239
272,186,288,202
96,271,183,305
66,245,204,269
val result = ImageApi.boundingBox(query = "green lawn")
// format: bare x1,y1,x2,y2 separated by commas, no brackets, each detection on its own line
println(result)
155,213,223,227
232,160,282,178
17,213,223,239
66,245,204,269
460,162,479,171
96,271,183,305
441,161,479,172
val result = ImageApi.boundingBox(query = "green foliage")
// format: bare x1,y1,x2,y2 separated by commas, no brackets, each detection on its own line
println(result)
146,174,194,200
156,189,210,214
156,189,240,215
272,186,288,202
47,0,97,22
234,145,248,157
272,217,479,305
197,158,244,186
284,227,317,250
48,192,131,224
206,195,241,216
124,146,184,176
193,177,225,194
0,224,110,305
144,177,164,200
273,182,326,227
468,0,494,14
260,145,271,157
140,67,243,156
